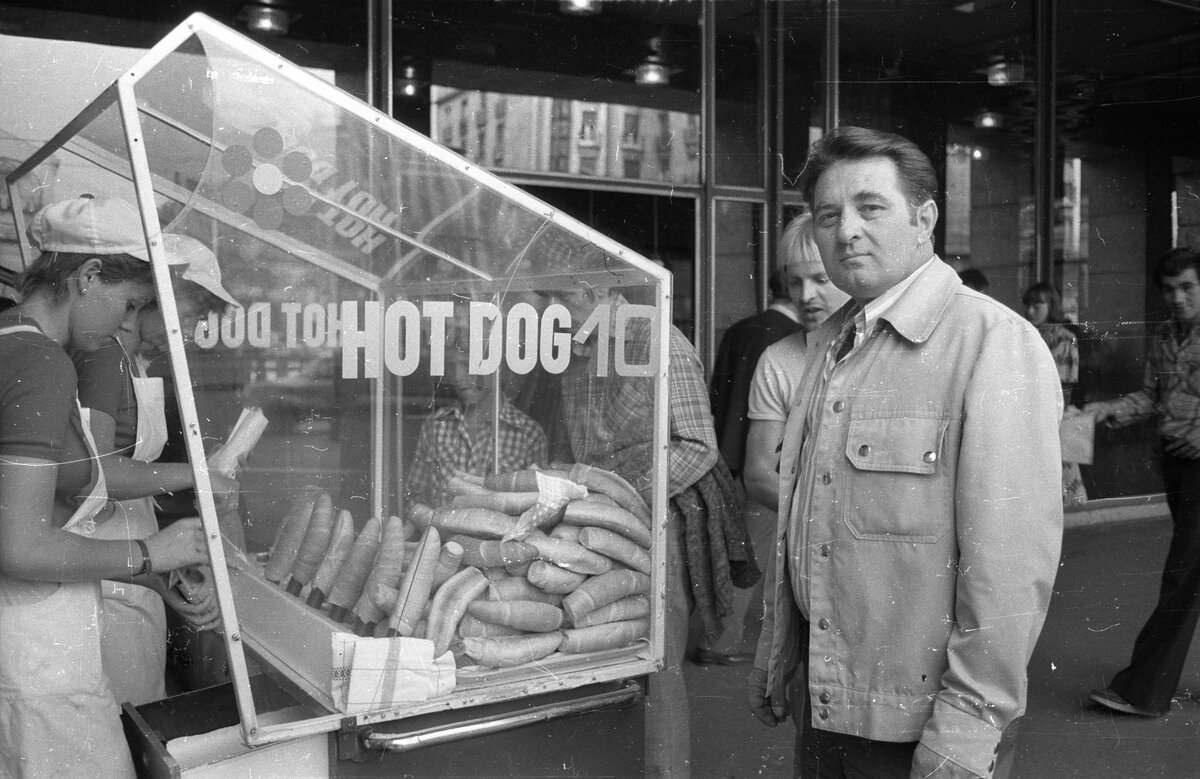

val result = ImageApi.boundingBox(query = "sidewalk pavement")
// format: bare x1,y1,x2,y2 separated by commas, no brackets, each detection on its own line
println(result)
686,510,1200,778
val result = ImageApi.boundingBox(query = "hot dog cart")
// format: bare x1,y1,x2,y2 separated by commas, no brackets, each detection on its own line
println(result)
5,14,670,776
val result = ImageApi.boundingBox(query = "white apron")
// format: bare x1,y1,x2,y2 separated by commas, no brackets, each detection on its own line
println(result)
94,350,169,706
0,323,137,779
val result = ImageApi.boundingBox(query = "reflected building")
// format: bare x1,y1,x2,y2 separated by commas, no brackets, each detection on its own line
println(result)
433,89,700,185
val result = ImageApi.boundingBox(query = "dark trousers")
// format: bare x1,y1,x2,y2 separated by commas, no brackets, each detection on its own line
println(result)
793,685,916,779
1110,449,1200,714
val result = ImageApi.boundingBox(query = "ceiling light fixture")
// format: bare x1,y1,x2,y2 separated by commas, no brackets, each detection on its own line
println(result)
239,2,292,36
634,58,669,86
560,0,602,16
395,65,423,99
986,57,1024,86
974,109,1004,129
629,36,678,87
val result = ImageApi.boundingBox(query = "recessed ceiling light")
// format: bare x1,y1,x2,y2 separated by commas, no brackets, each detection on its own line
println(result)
560,0,602,16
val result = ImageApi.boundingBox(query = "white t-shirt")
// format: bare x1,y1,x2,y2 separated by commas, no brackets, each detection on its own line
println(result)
747,331,810,423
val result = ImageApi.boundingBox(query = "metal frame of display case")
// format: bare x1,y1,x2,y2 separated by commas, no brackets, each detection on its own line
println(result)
5,13,672,751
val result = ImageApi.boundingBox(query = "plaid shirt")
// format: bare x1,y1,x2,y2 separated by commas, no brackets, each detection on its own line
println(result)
559,297,717,499
406,396,548,507
1109,320,1200,441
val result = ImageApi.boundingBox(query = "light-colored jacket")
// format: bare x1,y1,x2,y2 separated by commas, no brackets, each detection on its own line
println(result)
756,259,1063,777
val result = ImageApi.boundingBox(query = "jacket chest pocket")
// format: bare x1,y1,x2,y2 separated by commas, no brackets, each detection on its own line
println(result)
843,416,952,543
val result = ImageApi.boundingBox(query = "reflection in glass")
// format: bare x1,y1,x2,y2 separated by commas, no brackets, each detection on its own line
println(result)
431,87,699,185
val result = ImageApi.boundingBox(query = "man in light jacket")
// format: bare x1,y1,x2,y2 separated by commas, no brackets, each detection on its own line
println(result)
747,126,1063,778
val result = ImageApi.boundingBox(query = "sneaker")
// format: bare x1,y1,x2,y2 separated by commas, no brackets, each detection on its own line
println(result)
1088,687,1165,718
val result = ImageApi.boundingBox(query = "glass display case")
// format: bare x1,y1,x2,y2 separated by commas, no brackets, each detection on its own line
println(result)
5,13,668,763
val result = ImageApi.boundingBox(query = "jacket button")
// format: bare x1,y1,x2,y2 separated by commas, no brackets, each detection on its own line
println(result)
819,544,830,557
818,618,830,630
923,450,937,463
821,472,832,485
819,692,831,704
858,444,870,457
818,708,830,720
832,400,845,413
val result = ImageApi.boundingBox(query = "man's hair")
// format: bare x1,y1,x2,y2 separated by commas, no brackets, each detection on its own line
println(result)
779,213,821,268
799,126,939,212
18,251,152,301
1154,247,1200,287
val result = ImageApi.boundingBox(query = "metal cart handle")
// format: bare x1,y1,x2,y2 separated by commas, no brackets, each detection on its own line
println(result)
359,680,643,754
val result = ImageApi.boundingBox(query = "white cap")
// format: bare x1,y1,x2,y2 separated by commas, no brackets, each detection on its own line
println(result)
28,195,152,260
164,233,239,308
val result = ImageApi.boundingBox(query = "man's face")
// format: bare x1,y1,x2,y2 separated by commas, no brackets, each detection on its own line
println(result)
786,257,851,332
811,157,937,302
448,353,491,407
548,287,605,325
1161,268,1200,325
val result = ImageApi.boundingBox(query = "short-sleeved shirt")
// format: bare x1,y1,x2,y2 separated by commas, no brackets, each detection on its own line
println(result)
0,313,95,523
747,331,810,424
73,337,138,454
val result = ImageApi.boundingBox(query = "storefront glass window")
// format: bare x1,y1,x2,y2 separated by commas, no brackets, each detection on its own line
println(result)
712,0,763,188
7,14,672,743
430,85,699,185
712,199,763,351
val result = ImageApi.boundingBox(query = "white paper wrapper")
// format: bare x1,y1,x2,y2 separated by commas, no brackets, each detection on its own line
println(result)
331,633,456,713
208,406,269,477
1060,407,1095,465
504,471,589,541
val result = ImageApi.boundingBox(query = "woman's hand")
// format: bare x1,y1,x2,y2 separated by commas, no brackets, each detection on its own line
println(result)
145,517,210,572
162,577,221,631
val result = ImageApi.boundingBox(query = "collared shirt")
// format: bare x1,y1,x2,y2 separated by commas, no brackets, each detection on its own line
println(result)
560,297,716,499
1108,319,1200,441
405,395,548,508
849,255,936,351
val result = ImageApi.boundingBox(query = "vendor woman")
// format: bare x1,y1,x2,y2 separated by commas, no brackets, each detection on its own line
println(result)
0,196,215,778
73,233,237,706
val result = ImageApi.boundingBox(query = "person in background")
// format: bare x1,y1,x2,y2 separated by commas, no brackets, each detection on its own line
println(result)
695,217,807,666
1022,281,1088,508
1084,247,1200,718
709,245,802,481
959,266,990,293
72,234,238,707
748,127,1063,778
405,321,548,509
0,195,214,778
735,214,850,663
1022,282,1083,405
546,281,754,778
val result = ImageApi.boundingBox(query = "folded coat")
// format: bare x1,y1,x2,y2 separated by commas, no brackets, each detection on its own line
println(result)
672,458,760,645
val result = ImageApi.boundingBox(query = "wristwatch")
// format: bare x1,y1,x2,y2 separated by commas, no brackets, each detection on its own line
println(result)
135,539,153,576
